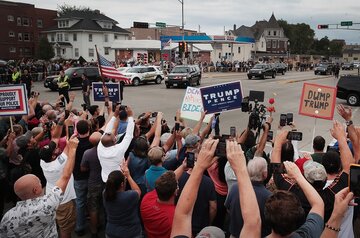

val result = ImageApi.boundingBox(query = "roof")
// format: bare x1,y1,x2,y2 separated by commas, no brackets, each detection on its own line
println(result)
268,13,280,28
44,10,130,34
343,48,360,54
111,40,161,50
232,25,255,38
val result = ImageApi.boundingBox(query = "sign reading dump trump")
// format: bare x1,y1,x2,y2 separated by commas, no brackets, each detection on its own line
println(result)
92,82,120,102
180,87,213,123
299,83,337,120
0,84,28,116
200,81,243,114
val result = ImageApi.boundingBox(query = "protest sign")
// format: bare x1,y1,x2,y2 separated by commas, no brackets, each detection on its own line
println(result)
200,81,243,114
92,82,120,102
299,83,337,120
180,87,213,123
0,84,28,116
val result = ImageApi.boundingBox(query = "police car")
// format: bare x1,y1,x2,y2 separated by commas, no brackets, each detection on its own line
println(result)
121,66,164,86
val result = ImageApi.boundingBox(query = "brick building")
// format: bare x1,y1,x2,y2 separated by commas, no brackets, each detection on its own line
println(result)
0,0,57,60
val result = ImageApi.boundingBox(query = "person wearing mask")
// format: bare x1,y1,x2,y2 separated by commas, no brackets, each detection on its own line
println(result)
57,70,70,105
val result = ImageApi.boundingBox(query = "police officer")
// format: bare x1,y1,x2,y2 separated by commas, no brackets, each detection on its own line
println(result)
57,70,70,104
11,67,21,84
20,69,33,98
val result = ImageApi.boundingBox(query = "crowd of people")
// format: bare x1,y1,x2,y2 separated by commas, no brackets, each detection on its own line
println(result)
0,78,359,238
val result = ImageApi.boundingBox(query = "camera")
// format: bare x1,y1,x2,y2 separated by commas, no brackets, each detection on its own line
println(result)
242,91,267,134
151,112,158,117
215,135,228,157
287,131,303,141
186,152,195,168
280,113,293,126
45,121,53,129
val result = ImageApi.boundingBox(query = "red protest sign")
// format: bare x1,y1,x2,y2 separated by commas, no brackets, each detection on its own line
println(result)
299,83,337,120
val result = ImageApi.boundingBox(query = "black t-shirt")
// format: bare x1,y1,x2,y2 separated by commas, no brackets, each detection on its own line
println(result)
21,74,32,87
177,172,216,235
73,136,93,180
25,148,47,187
274,172,348,222
82,79,90,92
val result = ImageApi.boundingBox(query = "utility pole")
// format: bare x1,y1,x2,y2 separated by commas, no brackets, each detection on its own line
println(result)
178,0,184,63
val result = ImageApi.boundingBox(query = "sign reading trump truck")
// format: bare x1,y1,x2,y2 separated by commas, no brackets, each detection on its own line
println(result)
299,83,337,120
0,84,28,116
200,81,243,114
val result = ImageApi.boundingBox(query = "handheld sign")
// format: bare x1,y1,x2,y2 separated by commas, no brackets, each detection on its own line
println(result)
180,87,213,123
299,83,337,120
200,81,243,114
92,82,120,102
0,84,28,116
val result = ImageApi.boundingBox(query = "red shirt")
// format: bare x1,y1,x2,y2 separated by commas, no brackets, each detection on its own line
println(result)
140,190,175,238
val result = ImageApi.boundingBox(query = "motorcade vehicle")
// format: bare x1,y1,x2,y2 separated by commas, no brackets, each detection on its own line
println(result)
314,64,333,75
341,63,354,70
336,75,360,106
165,65,201,88
121,66,164,86
247,63,276,79
272,62,287,75
44,67,101,91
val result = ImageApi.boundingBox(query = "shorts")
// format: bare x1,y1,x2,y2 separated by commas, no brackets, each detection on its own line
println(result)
56,199,76,233
87,184,104,212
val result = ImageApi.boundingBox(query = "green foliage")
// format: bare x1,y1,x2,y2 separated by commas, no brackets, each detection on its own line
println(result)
57,4,93,16
37,37,54,60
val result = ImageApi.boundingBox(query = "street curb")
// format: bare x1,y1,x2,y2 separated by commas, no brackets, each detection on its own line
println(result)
281,75,333,84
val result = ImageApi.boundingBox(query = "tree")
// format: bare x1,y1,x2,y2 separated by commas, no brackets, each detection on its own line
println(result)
37,37,54,60
57,4,93,16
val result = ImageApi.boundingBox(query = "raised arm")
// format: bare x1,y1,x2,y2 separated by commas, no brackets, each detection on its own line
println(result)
255,116,272,157
283,161,324,218
121,160,141,197
55,136,79,193
171,138,219,238
200,116,214,140
192,111,206,135
330,120,355,174
226,140,261,238
270,130,289,163
150,112,163,148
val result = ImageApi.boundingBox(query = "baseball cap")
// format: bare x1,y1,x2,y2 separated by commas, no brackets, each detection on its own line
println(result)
15,131,32,149
185,134,201,147
295,157,310,174
196,226,225,238
303,160,327,183
39,141,57,162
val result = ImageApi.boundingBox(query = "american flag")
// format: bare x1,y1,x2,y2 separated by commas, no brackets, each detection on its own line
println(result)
98,53,131,84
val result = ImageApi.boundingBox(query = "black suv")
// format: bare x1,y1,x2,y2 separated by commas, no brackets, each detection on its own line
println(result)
272,62,287,75
44,67,101,91
337,75,360,106
247,63,276,79
165,65,201,88
314,64,333,75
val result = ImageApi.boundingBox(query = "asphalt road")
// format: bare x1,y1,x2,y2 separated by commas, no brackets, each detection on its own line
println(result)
36,69,360,152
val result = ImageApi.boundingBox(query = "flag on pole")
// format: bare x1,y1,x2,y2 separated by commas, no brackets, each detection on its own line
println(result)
97,53,131,84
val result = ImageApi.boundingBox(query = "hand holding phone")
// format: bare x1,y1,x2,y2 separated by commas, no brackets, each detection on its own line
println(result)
350,164,360,197
286,113,293,125
230,126,236,138
175,122,180,131
186,152,195,168
287,131,303,141
67,125,74,139
280,114,287,127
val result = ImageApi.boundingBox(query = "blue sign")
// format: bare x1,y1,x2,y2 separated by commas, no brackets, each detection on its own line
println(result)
200,81,243,114
92,82,120,102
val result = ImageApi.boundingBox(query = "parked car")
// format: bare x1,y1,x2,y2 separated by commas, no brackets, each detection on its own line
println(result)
336,75,360,106
121,66,164,86
44,67,101,91
341,63,354,70
165,65,201,88
314,64,333,75
353,62,360,69
247,63,276,79
272,62,287,75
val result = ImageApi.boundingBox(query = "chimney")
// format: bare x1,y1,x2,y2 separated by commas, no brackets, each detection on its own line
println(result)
94,9,100,14
233,24,236,31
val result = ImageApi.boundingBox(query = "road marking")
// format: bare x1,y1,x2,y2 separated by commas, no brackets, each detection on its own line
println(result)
279,75,333,84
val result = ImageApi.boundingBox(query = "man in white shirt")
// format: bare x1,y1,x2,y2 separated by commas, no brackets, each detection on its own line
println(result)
0,136,78,238
98,105,134,182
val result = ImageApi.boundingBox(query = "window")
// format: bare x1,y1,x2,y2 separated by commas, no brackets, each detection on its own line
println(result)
18,33,22,41
24,47,31,54
114,34,118,40
104,47,110,55
268,31,271,36
75,48,79,57
261,42,264,48
37,19,43,28
22,18,29,26
64,34,69,41
89,34,93,42
17,17,21,26
24,33,30,41
104,34,108,42
9,31,15,37
89,48,94,57
57,33,63,42
73,33,77,41
62,49,66,54
272,40,276,48
8,15,14,21
349,53,353,57
9,47,16,53
238,47,241,54
66,20,69,27
51,34,55,42
219,52,221,59
273,31,277,36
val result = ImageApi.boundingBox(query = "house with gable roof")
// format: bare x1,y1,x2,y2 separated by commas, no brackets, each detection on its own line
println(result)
43,9,130,61
229,13,289,61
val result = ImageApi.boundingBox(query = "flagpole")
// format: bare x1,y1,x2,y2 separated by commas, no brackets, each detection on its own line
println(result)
95,45,105,86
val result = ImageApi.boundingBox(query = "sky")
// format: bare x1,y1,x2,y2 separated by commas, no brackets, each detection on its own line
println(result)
17,0,360,44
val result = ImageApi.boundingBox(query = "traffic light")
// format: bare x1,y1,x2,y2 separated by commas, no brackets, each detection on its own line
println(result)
317,24,329,29
178,42,185,55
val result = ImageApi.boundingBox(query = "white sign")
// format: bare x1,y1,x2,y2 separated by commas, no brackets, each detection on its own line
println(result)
180,87,213,123
0,84,28,116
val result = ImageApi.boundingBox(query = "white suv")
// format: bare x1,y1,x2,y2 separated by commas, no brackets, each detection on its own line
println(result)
122,66,164,86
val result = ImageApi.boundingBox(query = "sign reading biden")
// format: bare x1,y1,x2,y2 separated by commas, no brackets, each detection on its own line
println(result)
0,84,28,116
200,81,243,114
299,83,337,120
180,87,213,123
92,82,120,102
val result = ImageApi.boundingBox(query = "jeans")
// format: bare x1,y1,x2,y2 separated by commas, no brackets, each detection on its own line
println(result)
83,92,91,108
74,179,88,232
